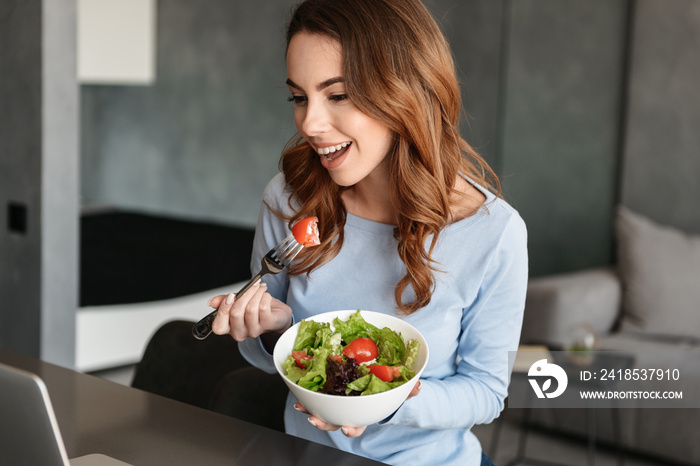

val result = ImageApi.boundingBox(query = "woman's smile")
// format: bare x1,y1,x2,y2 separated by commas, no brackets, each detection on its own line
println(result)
317,141,351,169
315,141,351,157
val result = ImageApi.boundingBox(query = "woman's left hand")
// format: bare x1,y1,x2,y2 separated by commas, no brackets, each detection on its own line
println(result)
294,380,422,437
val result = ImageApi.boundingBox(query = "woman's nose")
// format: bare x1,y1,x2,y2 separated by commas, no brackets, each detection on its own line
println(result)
300,99,330,136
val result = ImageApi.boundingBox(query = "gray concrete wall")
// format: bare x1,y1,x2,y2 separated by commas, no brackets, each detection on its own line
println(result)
0,0,43,359
80,0,295,226
620,0,700,234
426,0,506,172
0,0,79,366
499,0,629,276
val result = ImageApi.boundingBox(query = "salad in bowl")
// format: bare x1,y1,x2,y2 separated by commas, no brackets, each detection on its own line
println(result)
273,310,429,427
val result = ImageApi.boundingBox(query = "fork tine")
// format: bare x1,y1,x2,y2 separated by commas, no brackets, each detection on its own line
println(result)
272,234,295,251
280,243,303,265
273,238,295,257
266,234,303,267
273,234,302,253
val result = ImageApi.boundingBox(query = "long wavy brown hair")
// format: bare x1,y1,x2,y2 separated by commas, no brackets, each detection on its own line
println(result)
279,0,500,314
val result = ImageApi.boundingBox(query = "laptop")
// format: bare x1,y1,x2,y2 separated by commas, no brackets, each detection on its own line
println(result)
0,362,132,466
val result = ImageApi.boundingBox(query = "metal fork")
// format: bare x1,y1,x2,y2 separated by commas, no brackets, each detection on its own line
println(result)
192,234,303,340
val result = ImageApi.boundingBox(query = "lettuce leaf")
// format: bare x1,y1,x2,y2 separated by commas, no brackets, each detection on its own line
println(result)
315,327,343,355
362,374,405,395
333,310,379,343
296,347,330,391
283,356,308,383
345,373,407,396
293,319,331,351
403,338,419,367
373,326,406,366
345,374,372,393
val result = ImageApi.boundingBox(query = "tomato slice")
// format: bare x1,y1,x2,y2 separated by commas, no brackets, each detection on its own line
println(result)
292,350,313,368
369,364,402,382
342,337,379,364
291,216,321,247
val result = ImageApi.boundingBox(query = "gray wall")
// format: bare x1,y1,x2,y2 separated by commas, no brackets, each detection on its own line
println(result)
426,0,506,172
499,0,629,275
620,0,700,235
0,0,79,366
81,0,295,226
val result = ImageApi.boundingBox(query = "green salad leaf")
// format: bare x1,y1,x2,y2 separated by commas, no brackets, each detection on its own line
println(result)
346,373,407,395
373,326,406,366
287,347,330,392
333,310,379,343
292,320,332,351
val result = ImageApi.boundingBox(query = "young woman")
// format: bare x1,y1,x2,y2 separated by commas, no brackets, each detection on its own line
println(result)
210,1,528,464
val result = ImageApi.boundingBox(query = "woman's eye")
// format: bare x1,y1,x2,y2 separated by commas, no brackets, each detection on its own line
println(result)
329,94,348,102
287,95,307,105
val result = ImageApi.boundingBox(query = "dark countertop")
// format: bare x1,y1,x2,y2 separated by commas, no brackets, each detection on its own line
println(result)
0,349,382,466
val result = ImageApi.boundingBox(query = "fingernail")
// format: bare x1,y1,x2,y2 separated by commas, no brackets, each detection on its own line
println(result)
254,278,262,286
341,427,349,436
225,292,235,305
308,418,316,427
417,381,422,391
293,403,302,411
206,297,214,308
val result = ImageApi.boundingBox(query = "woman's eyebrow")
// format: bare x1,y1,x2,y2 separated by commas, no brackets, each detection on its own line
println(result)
285,78,302,90
316,76,344,90
285,76,344,91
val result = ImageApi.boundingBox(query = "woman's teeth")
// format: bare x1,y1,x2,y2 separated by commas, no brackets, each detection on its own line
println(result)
316,142,351,156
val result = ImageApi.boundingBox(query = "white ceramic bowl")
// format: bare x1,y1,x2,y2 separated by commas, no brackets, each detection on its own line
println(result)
273,309,429,427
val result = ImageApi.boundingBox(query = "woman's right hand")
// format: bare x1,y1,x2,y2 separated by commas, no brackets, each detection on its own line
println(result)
208,281,293,342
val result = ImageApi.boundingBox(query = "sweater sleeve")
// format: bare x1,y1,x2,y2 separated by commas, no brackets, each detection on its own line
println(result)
238,174,293,374
383,213,528,429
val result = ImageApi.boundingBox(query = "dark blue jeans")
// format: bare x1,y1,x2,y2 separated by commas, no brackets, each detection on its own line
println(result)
481,451,495,466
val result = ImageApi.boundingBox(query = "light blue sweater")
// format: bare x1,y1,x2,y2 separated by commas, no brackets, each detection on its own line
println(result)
240,173,528,466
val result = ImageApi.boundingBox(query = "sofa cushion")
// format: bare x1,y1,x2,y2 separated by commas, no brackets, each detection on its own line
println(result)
616,206,700,337
521,268,621,348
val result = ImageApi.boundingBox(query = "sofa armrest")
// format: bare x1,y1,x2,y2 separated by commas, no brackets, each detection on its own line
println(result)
520,267,622,348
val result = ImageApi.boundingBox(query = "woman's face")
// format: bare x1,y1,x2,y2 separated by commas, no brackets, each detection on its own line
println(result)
286,32,393,188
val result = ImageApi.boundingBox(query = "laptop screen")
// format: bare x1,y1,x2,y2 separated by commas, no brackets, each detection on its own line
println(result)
0,362,71,466
0,362,131,466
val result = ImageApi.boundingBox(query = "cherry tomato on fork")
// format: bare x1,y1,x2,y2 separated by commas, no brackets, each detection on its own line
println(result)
342,337,378,364
291,216,321,247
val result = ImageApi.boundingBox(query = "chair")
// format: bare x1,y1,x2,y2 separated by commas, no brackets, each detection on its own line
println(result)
131,319,288,432
209,366,288,432
131,320,251,409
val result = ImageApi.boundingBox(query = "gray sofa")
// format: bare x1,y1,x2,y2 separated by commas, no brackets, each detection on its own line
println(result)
518,207,700,465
